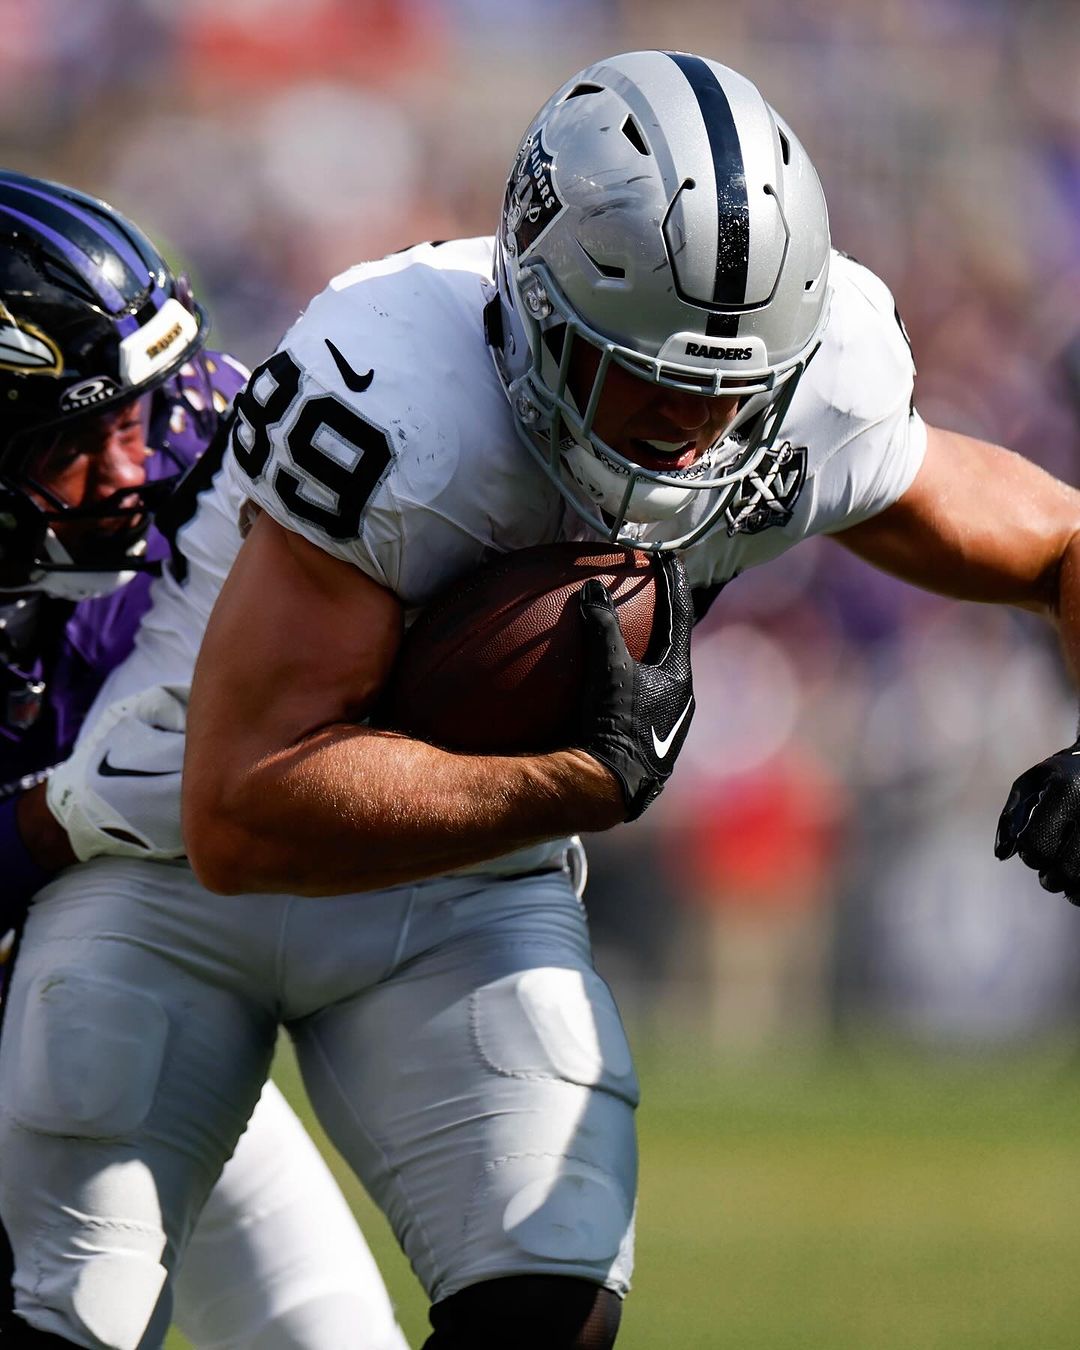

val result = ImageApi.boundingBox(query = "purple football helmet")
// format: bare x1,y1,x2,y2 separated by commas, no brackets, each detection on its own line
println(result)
0,171,209,598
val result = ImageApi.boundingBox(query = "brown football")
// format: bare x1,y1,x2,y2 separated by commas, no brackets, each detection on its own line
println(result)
382,542,662,753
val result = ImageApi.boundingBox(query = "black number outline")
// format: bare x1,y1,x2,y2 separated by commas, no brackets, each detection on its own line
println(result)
275,397,392,540
231,350,393,540
231,350,302,479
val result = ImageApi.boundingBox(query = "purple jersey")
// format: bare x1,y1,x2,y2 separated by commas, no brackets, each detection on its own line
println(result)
0,351,246,796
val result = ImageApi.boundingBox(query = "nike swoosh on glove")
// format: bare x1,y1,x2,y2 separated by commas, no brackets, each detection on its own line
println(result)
46,683,188,861
994,737,1080,903
577,553,695,821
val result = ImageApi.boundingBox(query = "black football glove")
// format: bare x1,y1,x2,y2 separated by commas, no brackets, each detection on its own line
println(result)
995,736,1080,903
577,553,695,821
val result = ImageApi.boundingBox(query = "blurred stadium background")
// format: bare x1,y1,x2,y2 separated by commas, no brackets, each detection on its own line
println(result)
4,0,1080,1344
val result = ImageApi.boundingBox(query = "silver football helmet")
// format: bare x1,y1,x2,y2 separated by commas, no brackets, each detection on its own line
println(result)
491,50,831,550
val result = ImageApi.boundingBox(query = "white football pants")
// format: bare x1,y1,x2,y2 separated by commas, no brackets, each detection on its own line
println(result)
175,1080,408,1350
0,858,637,1348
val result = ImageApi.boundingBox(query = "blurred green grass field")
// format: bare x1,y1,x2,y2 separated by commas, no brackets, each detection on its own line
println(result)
168,1035,1080,1349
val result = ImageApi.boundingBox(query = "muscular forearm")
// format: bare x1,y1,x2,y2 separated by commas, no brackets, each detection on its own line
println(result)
184,723,623,895
1051,535,1080,687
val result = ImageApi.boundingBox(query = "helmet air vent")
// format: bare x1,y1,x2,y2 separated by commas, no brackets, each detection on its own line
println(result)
620,115,650,156
778,128,790,165
35,254,99,306
577,240,626,280
564,82,604,100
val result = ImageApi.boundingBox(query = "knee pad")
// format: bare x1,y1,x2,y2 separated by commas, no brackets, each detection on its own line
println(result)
422,1275,622,1350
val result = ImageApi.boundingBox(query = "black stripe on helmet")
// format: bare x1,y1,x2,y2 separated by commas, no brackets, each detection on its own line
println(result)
705,310,739,339
666,53,750,310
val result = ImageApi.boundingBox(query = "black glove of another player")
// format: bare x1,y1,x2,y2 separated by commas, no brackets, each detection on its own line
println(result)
995,736,1080,902
577,553,695,822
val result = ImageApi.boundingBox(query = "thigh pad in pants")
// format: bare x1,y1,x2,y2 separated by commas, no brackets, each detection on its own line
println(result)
0,963,174,1347
11,969,168,1138
293,872,640,1305
0,862,277,1349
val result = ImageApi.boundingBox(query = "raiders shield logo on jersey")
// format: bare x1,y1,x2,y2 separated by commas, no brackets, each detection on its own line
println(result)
723,440,807,536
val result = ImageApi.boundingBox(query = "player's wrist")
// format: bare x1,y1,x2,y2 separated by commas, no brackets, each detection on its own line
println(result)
0,790,61,928
15,781,77,871
549,748,628,830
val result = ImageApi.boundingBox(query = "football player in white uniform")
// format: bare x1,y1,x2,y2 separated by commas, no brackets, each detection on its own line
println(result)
5,51,1080,1350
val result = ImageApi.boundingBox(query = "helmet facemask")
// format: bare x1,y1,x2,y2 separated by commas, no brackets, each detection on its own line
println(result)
0,416,180,601
491,51,831,552
496,249,816,549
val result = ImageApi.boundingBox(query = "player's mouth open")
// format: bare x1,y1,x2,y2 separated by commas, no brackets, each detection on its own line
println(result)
628,438,700,471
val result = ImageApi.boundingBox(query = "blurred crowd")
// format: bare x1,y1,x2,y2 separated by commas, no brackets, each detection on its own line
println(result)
3,0,1079,1054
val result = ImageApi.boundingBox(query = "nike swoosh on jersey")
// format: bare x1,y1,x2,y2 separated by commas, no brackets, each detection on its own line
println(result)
325,339,375,393
651,697,694,760
97,754,175,779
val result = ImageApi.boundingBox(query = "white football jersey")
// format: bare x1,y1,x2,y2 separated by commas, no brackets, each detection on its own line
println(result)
227,241,924,603
76,239,925,877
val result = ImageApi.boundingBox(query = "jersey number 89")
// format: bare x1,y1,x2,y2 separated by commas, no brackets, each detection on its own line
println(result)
230,350,392,540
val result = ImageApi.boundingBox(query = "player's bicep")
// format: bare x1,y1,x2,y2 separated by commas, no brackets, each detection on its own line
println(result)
832,424,1080,610
185,510,403,801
